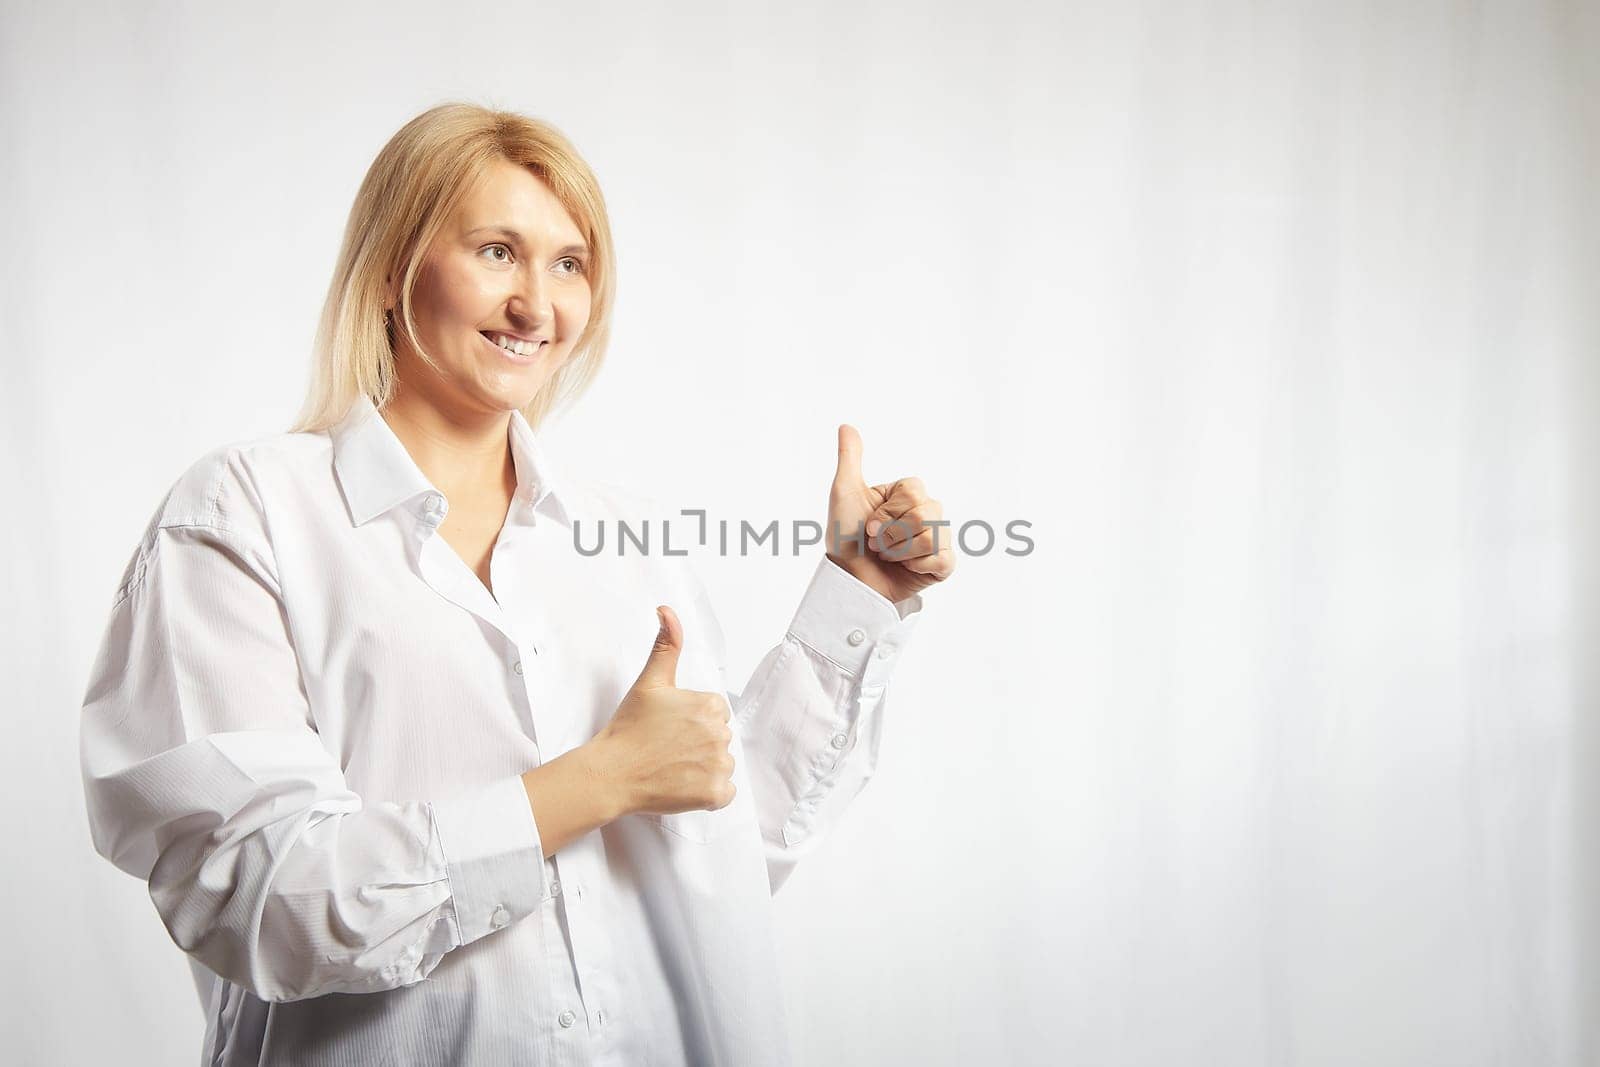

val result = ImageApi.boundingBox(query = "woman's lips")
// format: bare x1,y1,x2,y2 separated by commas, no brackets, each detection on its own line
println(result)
480,331,546,365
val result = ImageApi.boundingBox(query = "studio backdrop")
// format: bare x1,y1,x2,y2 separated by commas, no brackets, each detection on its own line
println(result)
2,1,1596,1064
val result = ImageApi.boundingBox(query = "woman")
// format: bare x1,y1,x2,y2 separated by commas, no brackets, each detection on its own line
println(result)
80,102,953,1066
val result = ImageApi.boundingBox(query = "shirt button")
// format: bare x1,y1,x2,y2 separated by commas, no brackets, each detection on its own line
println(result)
550,879,561,897
846,628,866,647
876,645,894,659
490,905,509,929
558,1009,576,1028
513,660,524,675
830,732,848,749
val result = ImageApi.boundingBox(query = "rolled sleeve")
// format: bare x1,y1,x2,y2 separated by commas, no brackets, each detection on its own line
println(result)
80,503,548,1002
433,774,552,945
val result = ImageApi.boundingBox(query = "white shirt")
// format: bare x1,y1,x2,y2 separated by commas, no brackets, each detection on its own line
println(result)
79,393,923,1066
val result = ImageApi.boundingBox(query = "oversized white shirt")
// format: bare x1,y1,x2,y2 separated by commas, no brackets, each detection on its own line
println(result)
79,393,923,1066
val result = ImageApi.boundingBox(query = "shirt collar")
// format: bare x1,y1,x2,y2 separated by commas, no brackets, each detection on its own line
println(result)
329,393,576,529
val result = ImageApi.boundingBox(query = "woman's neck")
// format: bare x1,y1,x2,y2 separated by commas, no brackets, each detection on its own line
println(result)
378,384,517,505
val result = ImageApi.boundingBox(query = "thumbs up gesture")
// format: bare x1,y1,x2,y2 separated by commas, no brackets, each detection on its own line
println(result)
825,425,955,604
588,606,737,818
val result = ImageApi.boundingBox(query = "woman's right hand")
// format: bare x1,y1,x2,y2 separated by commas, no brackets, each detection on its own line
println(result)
586,606,736,819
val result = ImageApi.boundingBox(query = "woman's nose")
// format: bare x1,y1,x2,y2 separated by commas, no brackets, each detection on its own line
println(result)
509,268,553,326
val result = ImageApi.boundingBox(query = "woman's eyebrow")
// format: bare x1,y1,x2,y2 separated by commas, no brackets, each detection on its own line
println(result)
467,225,588,257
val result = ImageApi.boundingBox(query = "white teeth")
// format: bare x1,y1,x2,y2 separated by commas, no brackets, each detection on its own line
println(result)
488,333,542,356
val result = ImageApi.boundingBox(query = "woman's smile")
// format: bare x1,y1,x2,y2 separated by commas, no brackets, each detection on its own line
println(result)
480,329,549,365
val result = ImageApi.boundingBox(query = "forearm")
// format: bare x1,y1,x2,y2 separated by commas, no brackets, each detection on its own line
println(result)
113,741,553,1003
521,742,627,857
735,556,923,892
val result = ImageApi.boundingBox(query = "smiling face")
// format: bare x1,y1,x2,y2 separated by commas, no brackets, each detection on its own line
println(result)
389,157,593,417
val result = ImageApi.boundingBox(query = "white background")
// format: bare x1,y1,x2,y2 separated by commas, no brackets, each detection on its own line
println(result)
3,1,1596,1064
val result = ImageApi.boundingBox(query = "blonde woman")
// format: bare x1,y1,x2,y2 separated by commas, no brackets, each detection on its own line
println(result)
80,102,954,1065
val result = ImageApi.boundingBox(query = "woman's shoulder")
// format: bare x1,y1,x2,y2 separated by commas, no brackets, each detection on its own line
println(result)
110,428,328,604
149,427,332,541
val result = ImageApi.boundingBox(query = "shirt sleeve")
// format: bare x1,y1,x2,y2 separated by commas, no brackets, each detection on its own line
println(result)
79,518,552,1004
699,555,924,896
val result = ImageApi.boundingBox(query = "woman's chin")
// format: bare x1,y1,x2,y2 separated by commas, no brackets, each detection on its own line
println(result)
480,370,551,412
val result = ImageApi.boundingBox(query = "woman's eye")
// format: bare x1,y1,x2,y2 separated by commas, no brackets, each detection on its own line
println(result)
556,256,586,275
479,244,513,264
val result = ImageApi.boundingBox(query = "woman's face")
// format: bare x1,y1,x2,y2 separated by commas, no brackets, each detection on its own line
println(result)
391,157,593,416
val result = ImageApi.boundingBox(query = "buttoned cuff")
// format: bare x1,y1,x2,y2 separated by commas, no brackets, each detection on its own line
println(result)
759,556,925,851
431,775,551,947
787,556,924,675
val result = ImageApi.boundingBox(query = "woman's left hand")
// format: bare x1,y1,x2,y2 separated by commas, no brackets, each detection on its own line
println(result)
823,424,956,604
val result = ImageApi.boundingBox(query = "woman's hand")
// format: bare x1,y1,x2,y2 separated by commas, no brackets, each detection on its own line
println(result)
585,606,735,818
824,425,956,604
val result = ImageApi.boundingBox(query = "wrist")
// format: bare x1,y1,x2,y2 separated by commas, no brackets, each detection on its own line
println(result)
519,740,630,858
824,549,890,599
825,547,868,577
575,736,631,822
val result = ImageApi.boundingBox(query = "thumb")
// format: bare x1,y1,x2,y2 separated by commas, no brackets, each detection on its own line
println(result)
634,605,682,689
834,424,865,488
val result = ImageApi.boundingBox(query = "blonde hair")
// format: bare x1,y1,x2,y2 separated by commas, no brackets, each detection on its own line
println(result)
290,102,616,433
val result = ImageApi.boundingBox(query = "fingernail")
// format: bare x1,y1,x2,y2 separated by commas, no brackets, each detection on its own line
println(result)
866,519,882,537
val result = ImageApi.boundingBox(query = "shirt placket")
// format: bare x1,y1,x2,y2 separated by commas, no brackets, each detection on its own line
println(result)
545,852,629,1057
413,492,544,747
426,493,625,1057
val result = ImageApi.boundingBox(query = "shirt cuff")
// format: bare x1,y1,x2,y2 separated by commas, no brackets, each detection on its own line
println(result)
788,556,924,675
431,775,551,946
